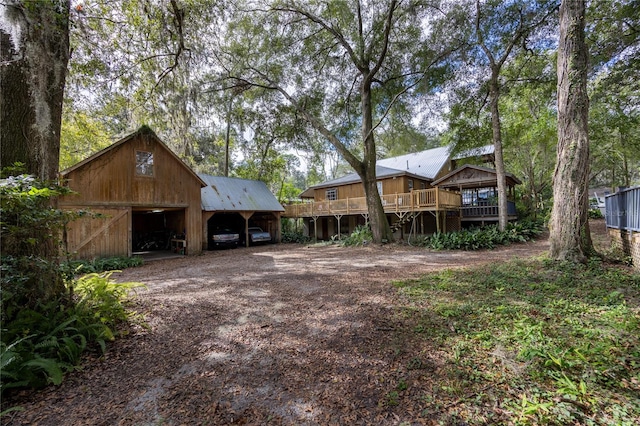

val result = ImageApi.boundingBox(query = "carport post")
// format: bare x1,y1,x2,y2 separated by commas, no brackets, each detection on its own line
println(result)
240,211,253,247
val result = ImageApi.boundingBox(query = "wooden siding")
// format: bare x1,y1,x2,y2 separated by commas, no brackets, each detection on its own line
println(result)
433,160,453,181
59,132,204,258
434,165,520,190
312,176,430,201
63,207,131,259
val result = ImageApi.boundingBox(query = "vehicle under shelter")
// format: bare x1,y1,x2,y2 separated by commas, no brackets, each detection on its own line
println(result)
200,175,285,249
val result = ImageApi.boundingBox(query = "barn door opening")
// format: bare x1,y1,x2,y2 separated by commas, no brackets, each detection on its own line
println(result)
132,208,186,253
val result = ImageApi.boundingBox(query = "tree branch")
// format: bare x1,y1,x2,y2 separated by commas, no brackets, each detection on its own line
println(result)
273,3,364,72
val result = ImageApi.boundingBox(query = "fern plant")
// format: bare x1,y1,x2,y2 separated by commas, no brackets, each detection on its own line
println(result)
341,225,373,247
420,220,543,251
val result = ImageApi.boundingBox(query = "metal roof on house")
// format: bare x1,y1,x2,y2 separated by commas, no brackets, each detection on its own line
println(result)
200,175,284,212
312,165,420,188
377,145,452,180
452,145,495,160
299,164,434,198
303,145,453,193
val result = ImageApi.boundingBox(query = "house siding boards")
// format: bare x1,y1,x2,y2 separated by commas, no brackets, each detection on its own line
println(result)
432,165,521,224
309,175,431,201
432,164,521,189
59,129,205,259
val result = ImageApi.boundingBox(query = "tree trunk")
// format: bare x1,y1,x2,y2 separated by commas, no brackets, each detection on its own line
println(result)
224,96,232,177
549,0,592,262
0,0,71,180
488,70,509,231
361,76,393,243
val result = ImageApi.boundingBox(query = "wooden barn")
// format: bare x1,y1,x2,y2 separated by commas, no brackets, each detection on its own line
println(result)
59,127,206,259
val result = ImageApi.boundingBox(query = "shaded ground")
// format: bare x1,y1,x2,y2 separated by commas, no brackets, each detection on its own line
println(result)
4,225,609,425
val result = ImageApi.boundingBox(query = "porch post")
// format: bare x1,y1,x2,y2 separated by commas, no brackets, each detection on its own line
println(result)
312,216,318,242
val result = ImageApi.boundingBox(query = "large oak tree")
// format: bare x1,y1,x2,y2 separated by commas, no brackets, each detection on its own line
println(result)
549,0,592,262
473,0,557,230
1,0,71,180
213,0,463,243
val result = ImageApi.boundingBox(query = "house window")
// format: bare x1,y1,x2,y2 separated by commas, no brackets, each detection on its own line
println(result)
326,188,337,200
136,151,154,176
420,181,426,189
408,179,414,191
377,181,383,195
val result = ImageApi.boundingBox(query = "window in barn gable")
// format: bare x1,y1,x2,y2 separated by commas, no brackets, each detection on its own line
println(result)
136,151,154,176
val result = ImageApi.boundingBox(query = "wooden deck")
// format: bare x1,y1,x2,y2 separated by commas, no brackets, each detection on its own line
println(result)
283,188,461,218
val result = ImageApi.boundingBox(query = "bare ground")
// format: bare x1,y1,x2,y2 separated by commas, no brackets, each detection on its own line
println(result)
3,225,607,425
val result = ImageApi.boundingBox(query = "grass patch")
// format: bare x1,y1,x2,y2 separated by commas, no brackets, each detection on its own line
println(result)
394,257,640,425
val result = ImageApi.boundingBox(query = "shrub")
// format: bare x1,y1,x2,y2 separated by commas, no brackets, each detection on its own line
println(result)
63,256,144,276
0,274,143,394
1,170,144,395
281,230,311,244
1,173,72,312
419,220,543,251
341,225,373,247
588,208,604,219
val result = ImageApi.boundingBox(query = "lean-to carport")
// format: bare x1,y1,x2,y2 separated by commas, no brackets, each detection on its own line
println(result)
200,175,285,249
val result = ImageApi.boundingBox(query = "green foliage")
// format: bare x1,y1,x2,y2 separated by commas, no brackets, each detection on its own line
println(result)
340,225,373,247
74,272,145,335
419,220,543,251
59,111,112,170
1,172,144,396
588,208,604,219
1,172,72,257
1,273,143,395
394,258,640,425
64,256,144,276
1,171,76,314
281,231,310,244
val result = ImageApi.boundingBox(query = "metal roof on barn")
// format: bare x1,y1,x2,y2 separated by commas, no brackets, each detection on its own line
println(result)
200,175,285,212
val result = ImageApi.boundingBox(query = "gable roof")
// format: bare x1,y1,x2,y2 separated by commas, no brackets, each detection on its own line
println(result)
431,164,521,188
200,175,285,212
59,127,207,187
377,145,452,179
301,145,453,197
299,164,429,198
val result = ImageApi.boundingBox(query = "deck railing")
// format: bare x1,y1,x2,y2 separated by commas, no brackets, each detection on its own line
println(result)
605,187,640,232
462,201,517,218
283,188,461,218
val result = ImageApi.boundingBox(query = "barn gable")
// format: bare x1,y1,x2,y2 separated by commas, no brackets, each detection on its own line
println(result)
59,127,205,259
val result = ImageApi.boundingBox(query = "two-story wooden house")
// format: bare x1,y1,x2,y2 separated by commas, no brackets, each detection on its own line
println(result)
284,145,521,240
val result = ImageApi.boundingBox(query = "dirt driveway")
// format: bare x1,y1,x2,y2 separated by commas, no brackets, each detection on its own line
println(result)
6,238,551,425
